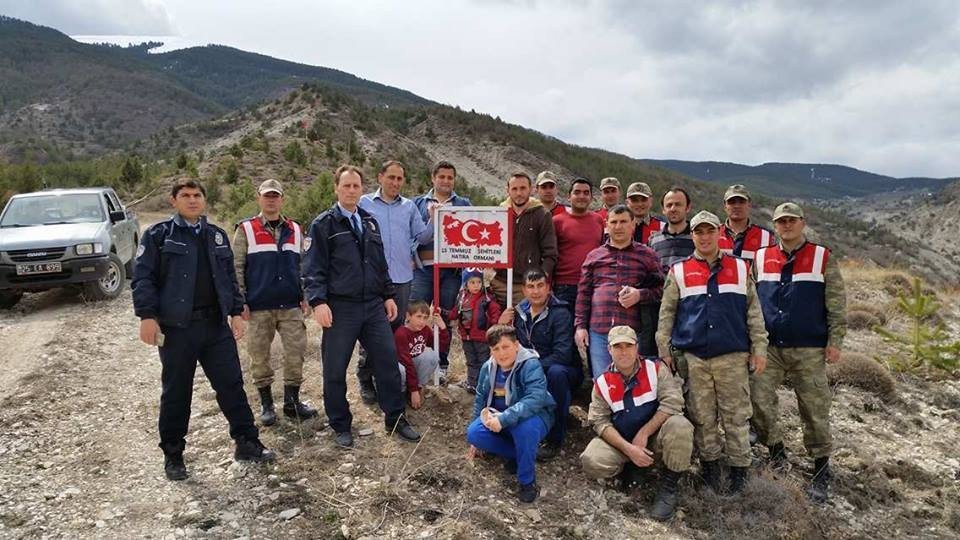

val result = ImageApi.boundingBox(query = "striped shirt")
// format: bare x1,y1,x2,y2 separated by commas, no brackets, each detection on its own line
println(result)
649,223,695,271
575,241,664,334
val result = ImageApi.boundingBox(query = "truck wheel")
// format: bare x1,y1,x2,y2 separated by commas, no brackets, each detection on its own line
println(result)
82,253,126,301
0,289,23,309
124,235,139,278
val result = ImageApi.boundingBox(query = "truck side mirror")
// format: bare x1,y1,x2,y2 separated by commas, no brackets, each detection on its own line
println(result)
109,210,126,223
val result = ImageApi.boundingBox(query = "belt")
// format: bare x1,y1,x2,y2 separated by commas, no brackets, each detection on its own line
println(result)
190,306,221,320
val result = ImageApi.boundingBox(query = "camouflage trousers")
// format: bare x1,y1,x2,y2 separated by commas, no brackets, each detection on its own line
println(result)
580,415,694,478
750,347,832,458
246,308,307,388
686,351,752,467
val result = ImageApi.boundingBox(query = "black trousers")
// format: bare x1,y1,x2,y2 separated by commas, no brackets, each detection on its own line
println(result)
157,318,258,454
322,298,406,433
357,281,411,382
638,303,660,357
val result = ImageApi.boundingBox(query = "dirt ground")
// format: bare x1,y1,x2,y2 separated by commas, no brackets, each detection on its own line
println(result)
0,262,958,539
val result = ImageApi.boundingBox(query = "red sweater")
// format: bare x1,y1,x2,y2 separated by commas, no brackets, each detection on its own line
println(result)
394,325,450,391
552,211,606,285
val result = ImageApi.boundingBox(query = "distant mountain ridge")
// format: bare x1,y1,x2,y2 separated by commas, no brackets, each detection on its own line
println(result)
0,16,428,161
644,159,955,199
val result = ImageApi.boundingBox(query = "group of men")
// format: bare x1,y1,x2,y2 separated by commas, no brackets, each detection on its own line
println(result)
131,161,845,522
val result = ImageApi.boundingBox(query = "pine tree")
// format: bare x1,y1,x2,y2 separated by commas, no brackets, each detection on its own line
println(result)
874,277,959,373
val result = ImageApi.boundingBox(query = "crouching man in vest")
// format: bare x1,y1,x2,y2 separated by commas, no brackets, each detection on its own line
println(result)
580,326,693,521
233,179,318,425
656,211,768,495
750,202,846,503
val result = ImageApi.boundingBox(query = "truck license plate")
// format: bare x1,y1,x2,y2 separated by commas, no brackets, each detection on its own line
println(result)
16,262,62,275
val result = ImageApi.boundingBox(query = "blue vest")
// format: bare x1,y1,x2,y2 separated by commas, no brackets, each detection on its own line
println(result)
240,217,303,311
755,242,830,348
595,358,660,440
671,255,750,358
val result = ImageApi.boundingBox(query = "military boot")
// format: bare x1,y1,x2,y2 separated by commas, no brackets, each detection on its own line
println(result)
358,378,378,405
728,466,749,494
282,385,319,420
807,457,832,504
257,386,277,426
768,442,788,472
700,460,722,493
650,469,681,521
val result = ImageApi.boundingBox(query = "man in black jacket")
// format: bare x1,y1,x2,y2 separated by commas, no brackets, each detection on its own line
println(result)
133,179,274,482
302,165,421,448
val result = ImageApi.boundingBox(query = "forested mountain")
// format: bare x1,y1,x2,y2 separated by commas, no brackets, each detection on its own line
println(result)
645,159,954,199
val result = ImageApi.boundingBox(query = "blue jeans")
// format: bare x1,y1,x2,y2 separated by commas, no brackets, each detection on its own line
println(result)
410,267,460,368
589,330,612,379
544,363,583,445
466,415,548,485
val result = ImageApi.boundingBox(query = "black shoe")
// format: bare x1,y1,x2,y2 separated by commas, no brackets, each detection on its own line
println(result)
359,378,378,405
768,442,788,471
282,385,319,420
334,431,354,448
618,463,645,491
517,481,540,503
729,466,748,495
234,438,276,463
164,453,188,481
807,457,832,504
257,386,277,426
503,458,518,475
536,442,561,462
650,469,681,521
391,417,421,442
700,460,722,493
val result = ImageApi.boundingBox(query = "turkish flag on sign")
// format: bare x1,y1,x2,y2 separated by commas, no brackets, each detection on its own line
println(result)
443,214,503,247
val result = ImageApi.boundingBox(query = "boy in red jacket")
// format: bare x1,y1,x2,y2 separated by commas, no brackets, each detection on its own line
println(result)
453,270,503,393
394,301,449,409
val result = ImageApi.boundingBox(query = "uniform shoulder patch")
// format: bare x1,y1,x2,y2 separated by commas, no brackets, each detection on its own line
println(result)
303,237,312,251
215,232,224,246
136,244,145,258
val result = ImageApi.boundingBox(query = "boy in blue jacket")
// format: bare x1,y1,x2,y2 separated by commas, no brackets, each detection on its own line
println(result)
466,325,556,503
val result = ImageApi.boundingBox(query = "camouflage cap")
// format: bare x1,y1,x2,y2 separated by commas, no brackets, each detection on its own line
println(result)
773,202,804,220
626,182,653,198
724,184,751,201
607,325,638,346
600,177,621,190
258,178,283,195
690,210,721,230
536,170,558,186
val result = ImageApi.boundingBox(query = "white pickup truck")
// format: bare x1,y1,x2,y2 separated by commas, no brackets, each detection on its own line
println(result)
0,187,140,308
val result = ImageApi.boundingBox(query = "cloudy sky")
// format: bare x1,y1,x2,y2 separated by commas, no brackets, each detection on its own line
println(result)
3,0,959,178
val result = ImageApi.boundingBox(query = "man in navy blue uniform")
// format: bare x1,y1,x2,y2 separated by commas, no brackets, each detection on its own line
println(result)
302,165,422,448
133,179,274,482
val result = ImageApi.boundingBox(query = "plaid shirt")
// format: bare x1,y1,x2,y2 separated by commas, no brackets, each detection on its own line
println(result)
575,241,664,334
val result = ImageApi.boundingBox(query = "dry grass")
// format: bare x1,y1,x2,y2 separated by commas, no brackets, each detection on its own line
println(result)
846,309,881,330
827,352,897,401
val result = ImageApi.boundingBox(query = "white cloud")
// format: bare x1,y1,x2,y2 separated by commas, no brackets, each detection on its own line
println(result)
0,0,174,34
35,0,960,177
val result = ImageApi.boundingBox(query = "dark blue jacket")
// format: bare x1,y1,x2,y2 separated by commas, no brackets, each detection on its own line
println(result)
238,216,303,311
671,255,751,358
513,294,575,371
755,242,830,348
132,215,244,327
472,347,556,431
302,203,396,305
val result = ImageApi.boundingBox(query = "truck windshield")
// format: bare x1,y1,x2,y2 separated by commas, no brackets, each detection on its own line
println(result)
0,194,105,227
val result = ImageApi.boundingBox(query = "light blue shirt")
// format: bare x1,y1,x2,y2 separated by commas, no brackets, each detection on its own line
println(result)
336,203,362,236
359,189,433,284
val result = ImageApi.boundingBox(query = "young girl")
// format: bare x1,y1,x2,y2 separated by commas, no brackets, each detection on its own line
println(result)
454,269,502,393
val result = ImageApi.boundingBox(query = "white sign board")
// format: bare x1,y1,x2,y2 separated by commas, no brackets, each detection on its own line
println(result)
434,206,511,268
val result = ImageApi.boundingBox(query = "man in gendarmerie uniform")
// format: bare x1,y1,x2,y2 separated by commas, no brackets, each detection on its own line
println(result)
133,179,275,482
232,178,318,426
718,184,775,262
750,202,847,504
